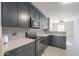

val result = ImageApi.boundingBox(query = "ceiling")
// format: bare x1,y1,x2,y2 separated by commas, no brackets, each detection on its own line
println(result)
32,2,79,22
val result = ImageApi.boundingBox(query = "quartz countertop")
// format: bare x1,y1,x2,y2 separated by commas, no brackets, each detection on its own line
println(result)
37,33,66,37
4,38,35,52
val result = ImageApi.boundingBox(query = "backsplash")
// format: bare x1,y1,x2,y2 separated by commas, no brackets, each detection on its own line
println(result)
2,27,28,40
2,27,46,41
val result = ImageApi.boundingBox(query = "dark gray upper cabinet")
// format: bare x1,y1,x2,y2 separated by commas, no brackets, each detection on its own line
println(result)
2,2,48,29
43,17,49,29
2,2,18,27
40,13,43,29
30,6,35,18
18,2,30,28
40,13,49,30
30,5,40,20
34,9,40,20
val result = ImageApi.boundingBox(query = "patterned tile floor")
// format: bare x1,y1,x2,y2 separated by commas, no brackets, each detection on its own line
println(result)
42,36,79,56
42,46,71,56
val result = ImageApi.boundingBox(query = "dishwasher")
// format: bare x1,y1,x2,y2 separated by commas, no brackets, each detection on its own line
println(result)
36,37,48,56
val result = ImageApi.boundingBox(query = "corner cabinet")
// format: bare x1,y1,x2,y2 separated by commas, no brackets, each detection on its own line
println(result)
45,35,66,49
2,2,18,27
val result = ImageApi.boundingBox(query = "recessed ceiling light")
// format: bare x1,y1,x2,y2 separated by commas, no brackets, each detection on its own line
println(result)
62,2,72,4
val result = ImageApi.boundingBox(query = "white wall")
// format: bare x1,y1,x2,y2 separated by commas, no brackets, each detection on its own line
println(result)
49,19,73,36
0,2,4,56
52,23,58,31
65,21,74,47
49,18,64,31
51,23,65,32
73,18,79,45
65,21,73,37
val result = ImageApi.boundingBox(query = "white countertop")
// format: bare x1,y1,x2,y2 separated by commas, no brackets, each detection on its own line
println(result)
37,33,66,37
4,32,66,52
4,38,35,52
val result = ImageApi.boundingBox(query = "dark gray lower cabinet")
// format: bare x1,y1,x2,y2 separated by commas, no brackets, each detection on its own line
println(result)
45,35,53,45
46,35,66,49
52,35,66,49
4,42,35,56
17,47,35,56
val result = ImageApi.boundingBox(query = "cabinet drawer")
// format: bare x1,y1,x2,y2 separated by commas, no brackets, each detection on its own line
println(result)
18,42,35,51
17,46,35,56
17,50,34,56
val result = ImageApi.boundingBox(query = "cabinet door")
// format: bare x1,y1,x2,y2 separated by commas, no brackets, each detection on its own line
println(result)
43,16,46,29
44,17,49,29
34,9,40,20
18,2,30,28
2,2,18,27
30,6,35,18
56,36,66,49
42,15,46,29
30,5,39,19
51,36,66,49
42,16,49,29
51,36,58,46
40,14,43,29
17,47,35,56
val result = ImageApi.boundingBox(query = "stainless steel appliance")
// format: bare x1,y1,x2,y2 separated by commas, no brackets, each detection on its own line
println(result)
36,37,47,56
30,18,40,29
